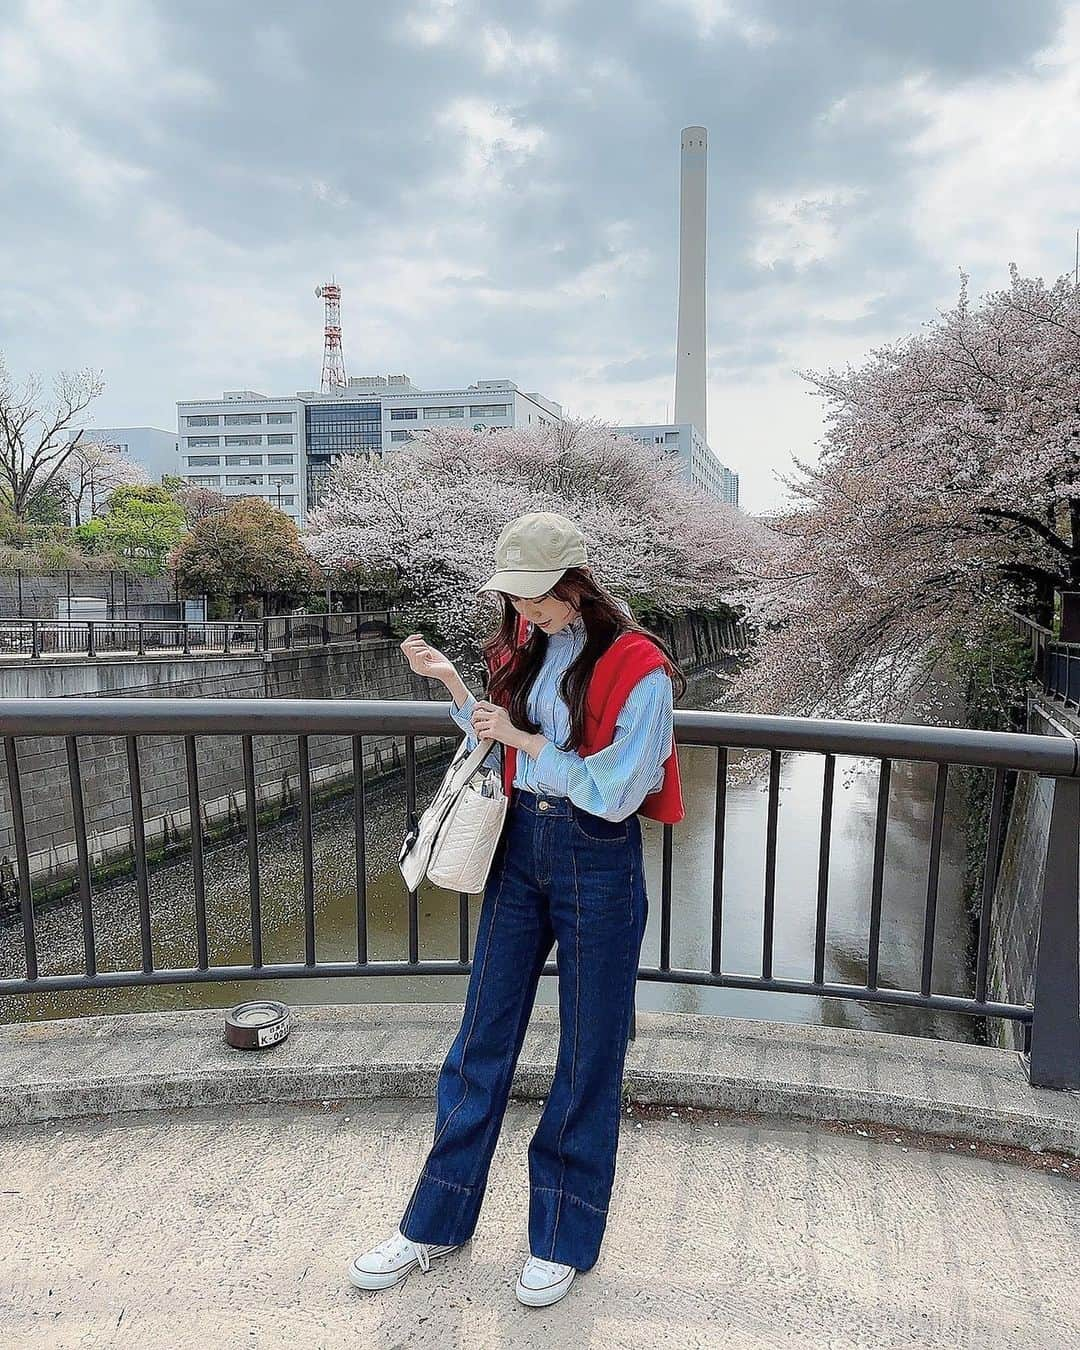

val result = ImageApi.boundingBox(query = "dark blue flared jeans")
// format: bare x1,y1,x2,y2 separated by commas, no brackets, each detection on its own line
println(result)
399,787,648,1271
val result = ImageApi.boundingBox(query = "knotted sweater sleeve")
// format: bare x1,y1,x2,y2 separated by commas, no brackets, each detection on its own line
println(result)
529,666,673,821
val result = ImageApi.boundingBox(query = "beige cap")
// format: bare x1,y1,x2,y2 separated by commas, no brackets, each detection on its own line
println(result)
478,512,588,598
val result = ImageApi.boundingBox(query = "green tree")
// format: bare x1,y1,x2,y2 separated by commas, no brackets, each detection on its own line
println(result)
24,486,70,528
93,484,187,575
172,496,322,614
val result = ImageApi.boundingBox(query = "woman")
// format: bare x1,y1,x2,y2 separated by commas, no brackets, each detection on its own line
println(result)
349,511,685,1308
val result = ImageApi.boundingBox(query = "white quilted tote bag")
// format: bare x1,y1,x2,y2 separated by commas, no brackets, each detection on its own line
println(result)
398,738,508,894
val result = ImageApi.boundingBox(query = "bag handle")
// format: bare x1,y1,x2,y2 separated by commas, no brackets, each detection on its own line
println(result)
457,736,498,781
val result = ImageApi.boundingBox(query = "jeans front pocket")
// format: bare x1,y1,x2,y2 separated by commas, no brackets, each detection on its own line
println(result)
570,806,629,845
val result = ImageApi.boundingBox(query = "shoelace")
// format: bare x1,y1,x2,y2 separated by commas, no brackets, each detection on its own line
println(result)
527,1257,570,1279
380,1233,431,1272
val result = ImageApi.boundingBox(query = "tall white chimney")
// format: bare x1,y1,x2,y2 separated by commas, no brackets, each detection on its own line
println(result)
674,125,707,441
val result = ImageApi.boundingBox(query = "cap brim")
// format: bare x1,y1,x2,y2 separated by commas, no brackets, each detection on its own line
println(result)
477,568,567,599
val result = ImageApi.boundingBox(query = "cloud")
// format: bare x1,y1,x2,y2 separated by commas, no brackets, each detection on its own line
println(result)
651,0,780,45
896,10,1080,276
749,187,865,270
0,0,1073,516
399,0,467,48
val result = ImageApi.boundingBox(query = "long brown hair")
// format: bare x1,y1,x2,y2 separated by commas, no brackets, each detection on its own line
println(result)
483,567,687,752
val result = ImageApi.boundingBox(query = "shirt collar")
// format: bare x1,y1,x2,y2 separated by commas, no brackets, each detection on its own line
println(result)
546,613,585,641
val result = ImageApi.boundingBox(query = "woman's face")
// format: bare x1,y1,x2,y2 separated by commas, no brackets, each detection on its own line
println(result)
506,585,579,634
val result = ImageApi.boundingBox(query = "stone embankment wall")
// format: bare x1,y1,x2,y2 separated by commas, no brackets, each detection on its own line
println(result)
0,642,443,909
986,695,1076,1050
0,612,745,910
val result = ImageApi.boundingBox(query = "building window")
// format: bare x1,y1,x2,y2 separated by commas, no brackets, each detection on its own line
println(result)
469,404,510,418
268,453,295,465
225,435,262,447
185,414,220,427
186,455,220,466
225,454,263,466
390,429,414,443
186,436,220,448
266,412,295,425
225,413,262,426
423,406,464,419
268,473,294,485
226,474,263,486
266,433,294,445
278,494,295,505
305,401,381,468
390,408,418,421
188,475,220,486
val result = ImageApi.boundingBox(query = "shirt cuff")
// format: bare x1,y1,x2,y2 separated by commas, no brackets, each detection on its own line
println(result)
532,740,578,795
448,692,477,734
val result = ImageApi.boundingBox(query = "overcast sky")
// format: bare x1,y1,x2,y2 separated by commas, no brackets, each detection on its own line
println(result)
1,0,1078,512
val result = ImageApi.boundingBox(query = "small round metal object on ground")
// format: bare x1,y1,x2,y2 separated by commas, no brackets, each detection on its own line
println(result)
224,1000,293,1050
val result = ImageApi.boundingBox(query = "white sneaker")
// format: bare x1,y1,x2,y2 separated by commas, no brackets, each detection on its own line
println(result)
515,1255,577,1307
348,1229,462,1291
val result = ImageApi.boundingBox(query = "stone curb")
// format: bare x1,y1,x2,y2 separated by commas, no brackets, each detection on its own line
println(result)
2,1004,1079,1156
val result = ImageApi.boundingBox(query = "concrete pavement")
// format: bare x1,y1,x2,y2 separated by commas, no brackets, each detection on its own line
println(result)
2,1097,1077,1349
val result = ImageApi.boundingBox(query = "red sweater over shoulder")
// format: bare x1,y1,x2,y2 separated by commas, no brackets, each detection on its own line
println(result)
486,615,684,824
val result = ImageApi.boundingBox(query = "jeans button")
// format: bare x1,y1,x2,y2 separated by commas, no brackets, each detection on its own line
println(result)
538,800,550,811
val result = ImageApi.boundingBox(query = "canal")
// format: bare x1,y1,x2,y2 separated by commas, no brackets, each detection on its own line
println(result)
0,681,980,1042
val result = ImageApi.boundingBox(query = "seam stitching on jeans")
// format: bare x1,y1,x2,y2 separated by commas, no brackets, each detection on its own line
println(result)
463,898,552,1191
530,1184,608,1216
549,842,582,1257
418,1169,482,1196
428,852,510,1155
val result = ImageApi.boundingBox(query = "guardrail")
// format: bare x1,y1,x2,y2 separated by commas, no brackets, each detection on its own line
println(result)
1010,609,1052,684
0,699,1077,1088
0,611,394,659
1007,607,1080,708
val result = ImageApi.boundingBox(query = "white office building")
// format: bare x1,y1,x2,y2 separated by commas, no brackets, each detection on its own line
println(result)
73,426,180,484
176,376,562,524
619,423,739,506
176,392,306,522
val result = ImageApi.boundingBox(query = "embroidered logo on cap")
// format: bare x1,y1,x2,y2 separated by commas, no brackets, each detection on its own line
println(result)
504,547,522,561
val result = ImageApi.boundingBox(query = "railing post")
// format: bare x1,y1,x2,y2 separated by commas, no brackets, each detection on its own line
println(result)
261,618,270,652
182,621,190,656
224,621,231,656
86,621,96,659
30,620,39,661
322,612,329,646
137,622,145,657
283,617,291,650
1026,774,1080,1089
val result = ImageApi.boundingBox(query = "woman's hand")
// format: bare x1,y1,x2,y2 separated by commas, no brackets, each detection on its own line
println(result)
471,700,546,757
400,634,457,684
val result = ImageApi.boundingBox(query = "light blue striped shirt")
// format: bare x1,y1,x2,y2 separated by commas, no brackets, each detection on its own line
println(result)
448,615,673,822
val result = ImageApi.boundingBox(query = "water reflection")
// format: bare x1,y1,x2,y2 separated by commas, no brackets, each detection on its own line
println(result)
635,746,974,1040
1,717,977,1042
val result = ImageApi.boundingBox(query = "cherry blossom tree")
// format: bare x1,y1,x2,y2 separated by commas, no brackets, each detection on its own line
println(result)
304,419,766,660
162,475,230,528
724,266,1080,722
61,438,146,525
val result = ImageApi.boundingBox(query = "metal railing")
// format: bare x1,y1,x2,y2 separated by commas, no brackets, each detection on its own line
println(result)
0,699,1077,1089
0,611,394,660
1011,609,1052,685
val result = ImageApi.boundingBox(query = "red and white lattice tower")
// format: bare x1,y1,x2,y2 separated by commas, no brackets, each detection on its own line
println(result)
314,281,347,391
